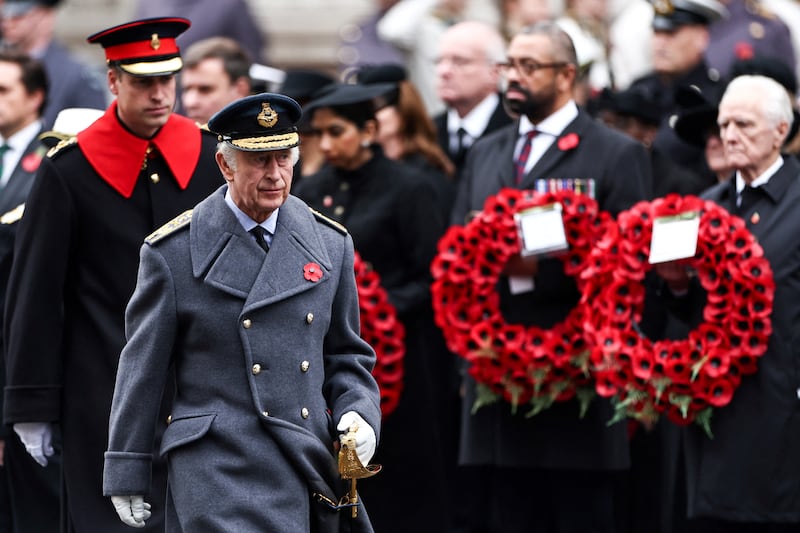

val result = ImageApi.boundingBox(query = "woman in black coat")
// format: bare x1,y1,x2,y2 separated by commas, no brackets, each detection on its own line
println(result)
293,83,450,533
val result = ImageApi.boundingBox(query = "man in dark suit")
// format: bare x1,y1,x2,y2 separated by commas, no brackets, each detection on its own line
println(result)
104,93,381,532
433,20,512,177
450,21,650,532
0,0,107,129
3,18,224,533
0,49,60,533
659,74,800,533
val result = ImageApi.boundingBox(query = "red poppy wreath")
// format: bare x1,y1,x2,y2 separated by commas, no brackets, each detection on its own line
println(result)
583,194,774,436
354,252,405,417
431,188,613,416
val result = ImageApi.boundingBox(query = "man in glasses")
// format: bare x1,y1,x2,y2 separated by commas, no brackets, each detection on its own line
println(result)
450,21,650,533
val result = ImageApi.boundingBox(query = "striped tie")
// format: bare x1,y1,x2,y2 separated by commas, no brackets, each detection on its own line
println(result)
514,130,537,185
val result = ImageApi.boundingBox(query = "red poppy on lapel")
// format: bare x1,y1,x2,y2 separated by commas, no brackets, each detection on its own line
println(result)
557,133,579,151
21,153,42,173
303,263,323,282
735,41,754,60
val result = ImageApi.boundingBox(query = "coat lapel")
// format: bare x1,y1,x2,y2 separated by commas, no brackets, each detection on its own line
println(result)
0,135,43,215
190,189,334,310
519,113,590,189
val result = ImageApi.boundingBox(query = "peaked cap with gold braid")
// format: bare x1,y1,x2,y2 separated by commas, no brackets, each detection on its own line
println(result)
207,93,302,152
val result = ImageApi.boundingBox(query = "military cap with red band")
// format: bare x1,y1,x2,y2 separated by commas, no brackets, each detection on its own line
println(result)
87,17,190,77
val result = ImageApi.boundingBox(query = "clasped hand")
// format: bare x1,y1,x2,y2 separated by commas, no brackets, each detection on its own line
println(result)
337,411,376,466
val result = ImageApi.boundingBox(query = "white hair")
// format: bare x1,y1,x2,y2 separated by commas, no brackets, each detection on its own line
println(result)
217,142,300,171
723,75,794,134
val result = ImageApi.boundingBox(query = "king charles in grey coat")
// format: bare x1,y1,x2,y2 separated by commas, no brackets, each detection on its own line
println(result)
103,93,381,532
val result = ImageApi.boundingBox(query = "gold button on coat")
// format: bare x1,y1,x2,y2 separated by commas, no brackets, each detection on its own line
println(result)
301,408,309,419
300,360,310,372
252,363,261,375
150,173,160,183
306,312,314,324
262,411,269,417
334,206,345,217
242,318,252,329
166,415,172,424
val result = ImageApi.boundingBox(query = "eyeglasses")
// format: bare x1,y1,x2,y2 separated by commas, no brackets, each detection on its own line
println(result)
496,58,568,76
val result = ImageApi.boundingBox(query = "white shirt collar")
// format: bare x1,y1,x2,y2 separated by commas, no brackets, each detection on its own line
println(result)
735,155,784,194
517,100,579,138
447,93,500,139
223,185,278,235
0,120,42,187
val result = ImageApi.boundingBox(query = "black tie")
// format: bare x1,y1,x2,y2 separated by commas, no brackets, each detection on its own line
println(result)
737,185,763,215
453,128,469,167
250,226,270,253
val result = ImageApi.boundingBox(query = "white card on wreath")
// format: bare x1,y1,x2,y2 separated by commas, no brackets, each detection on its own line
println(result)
515,202,568,257
648,211,700,264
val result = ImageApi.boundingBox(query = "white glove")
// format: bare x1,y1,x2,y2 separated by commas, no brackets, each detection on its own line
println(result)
337,411,376,466
13,422,54,466
111,495,151,528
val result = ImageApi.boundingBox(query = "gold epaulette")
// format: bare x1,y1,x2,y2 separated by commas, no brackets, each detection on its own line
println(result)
145,209,192,245
46,136,78,159
0,203,24,225
310,208,347,235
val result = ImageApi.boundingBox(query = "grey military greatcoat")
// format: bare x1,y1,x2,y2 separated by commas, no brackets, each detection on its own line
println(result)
103,187,382,532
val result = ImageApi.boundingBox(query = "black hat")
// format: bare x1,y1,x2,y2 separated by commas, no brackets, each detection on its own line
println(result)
607,85,663,125
355,63,408,85
651,0,727,31
1,0,60,18
87,17,190,77
305,83,399,115
208,93,302,152
730,56,798,96
280,69,336,104
672,86,719,147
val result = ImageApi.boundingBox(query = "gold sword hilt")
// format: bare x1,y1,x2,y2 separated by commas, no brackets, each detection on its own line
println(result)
338,423,381,518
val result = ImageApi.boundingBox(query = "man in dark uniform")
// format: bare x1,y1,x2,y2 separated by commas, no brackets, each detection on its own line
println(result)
629,0,729,182
451,21,650,532
2,17,223,533
104,93,381,532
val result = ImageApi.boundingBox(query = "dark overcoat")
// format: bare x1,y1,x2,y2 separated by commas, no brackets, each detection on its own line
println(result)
0,134,61,533
2,116,223,532
103,189,381,532
680,156,800,522
450,110,650,471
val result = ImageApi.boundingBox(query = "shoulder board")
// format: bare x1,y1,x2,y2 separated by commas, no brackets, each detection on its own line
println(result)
145,209,193,245
310,208,348,235
46,136,78,159
0,203,24,225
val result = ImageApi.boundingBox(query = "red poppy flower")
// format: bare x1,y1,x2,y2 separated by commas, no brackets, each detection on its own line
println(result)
21,153,41,173
303,263,323,282
735,41,754,60
557,132,580,151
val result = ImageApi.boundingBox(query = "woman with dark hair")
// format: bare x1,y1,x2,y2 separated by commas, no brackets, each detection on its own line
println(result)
293,83,450,533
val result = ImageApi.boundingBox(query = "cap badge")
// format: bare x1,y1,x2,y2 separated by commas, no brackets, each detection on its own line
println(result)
150,33,161,51
653,0,674,16
258,103,279,128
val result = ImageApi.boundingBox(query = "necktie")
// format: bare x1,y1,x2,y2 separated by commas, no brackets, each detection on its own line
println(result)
453,128,469,167
514,130,537,185
0,144,11,187
737,185,762,215
250,226,270,253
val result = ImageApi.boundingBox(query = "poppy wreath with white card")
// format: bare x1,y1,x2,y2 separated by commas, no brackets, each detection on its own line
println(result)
430,188,613,417
582,194,774,436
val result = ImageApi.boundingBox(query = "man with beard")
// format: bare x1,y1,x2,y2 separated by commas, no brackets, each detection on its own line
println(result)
450,21,650,533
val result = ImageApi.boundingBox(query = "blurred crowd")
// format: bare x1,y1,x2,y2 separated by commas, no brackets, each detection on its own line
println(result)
0,0,798,531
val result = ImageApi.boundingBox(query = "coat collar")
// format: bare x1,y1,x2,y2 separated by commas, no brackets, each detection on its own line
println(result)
77,101,201,198
190,188,333,310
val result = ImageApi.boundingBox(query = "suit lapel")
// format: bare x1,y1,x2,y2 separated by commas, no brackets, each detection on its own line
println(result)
495,125,522,189
519,113,589,189
0,135,43,215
